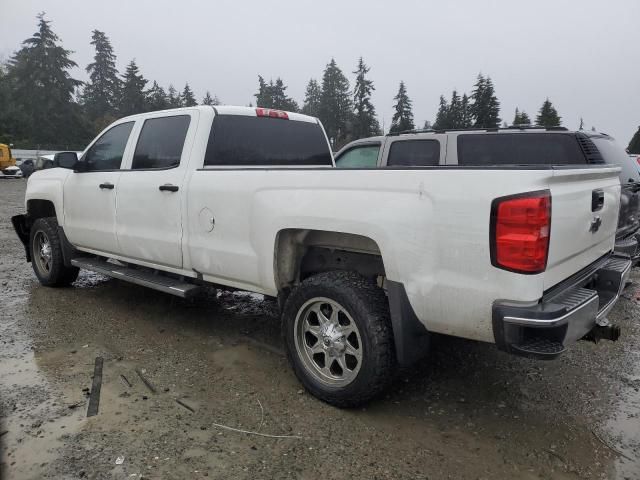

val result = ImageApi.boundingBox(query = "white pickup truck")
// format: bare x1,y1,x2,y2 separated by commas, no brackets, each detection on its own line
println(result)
12,106,631,406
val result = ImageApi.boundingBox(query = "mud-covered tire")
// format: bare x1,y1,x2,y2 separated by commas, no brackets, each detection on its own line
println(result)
282,271,395,407
29,217,79,287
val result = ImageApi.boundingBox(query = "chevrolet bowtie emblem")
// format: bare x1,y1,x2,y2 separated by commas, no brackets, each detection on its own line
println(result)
589,216,602,233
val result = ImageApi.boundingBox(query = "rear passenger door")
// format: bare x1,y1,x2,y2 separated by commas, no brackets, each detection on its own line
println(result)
381,136,446,167
115,111,198,268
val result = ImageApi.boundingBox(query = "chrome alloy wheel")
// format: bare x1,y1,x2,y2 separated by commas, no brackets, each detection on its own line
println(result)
294,297,363,386
34,231,52,274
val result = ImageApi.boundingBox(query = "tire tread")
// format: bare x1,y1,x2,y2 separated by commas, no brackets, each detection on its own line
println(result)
282,270,395,407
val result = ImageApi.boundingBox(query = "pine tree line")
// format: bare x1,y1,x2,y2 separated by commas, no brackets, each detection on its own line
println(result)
0,14,222,148
2,13,630,152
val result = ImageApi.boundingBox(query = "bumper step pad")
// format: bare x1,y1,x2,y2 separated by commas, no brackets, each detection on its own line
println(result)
512,337,565,356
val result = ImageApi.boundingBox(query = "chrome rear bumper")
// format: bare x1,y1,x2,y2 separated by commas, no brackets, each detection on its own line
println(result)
493,254,631,359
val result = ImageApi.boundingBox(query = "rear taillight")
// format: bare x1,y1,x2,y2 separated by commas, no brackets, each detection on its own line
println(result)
490,190,551,274
255,108,289,119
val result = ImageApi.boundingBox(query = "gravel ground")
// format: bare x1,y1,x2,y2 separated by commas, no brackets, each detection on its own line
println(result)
1,178,639,480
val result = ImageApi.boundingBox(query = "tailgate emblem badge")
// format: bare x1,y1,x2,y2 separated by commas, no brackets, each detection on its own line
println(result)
589,216,602,233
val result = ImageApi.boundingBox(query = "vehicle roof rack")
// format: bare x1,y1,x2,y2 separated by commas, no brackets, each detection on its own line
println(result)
386,125,569,136
386,128,435,136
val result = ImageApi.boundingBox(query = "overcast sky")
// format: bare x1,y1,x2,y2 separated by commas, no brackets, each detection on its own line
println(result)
1,0,639,144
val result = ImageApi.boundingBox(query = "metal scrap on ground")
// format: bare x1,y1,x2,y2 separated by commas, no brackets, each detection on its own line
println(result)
86,357,104,417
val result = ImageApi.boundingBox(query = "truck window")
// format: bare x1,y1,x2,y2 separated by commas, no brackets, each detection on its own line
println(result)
386,140,440,167
204,115,332,166
457,133,589,166
82,122,134,171
335,145,380,168
132,115,191,170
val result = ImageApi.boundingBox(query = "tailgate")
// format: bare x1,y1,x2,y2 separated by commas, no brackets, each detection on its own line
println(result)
544,166,621,289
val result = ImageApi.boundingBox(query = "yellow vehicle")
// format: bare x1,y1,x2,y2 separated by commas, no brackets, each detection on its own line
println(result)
0,143,16,169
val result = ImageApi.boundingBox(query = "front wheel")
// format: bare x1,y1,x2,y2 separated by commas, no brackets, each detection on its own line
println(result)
29,217,79,287
282,271,395,407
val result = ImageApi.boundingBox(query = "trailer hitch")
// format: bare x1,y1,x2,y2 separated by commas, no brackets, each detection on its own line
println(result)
582,318,621,344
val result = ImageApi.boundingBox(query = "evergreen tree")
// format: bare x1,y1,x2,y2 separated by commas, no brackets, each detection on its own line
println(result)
389,81,414,133
351,57,380,138
6,13,87,147
0,62,16,144
628,126,640,154
301,79,322,117
255,75,273,108
423,120,432,130
512,108,531,126
181,83,197,107
512,108,520,125
146,81,168,111
461,93,473,128
470,74,501,128
271,78,298,111
201,91,220,105
433,95,449,130
254,76,298,111
119,60,147,116
536,98,562,127
318,59,352,147
82,30,120,123
167,84,181,108
448,90,463,128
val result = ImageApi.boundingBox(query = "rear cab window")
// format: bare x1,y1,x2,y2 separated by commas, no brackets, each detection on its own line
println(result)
204,114,333,167
335,144,380,168
456,133,592,166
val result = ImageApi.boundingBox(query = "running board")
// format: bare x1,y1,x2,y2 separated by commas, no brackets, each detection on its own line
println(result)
70,258,202,298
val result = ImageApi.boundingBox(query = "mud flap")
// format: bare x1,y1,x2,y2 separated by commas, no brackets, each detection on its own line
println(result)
57,226,79,268
386,280,430,366
11,214,31,262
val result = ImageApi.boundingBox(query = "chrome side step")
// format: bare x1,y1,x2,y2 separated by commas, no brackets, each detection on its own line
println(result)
71,258,202,298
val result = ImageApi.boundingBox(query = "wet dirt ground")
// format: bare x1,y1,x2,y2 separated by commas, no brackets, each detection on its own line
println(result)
1,179,639,480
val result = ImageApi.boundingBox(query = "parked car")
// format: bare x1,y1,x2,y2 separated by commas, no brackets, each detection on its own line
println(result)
587,134,640,264
336,129,640,265
12,107,630,407
1,165,23,178
15,155,56,178
17,159,35,178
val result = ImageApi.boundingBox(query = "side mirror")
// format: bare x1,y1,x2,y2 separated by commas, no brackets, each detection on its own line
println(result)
54,152,78,169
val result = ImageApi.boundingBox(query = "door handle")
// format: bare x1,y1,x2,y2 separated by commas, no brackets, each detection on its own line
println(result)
99,182,114,190
159,184,179,192
592,189,604,212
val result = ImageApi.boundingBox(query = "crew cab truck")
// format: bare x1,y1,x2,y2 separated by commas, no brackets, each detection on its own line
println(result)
12,106,631,407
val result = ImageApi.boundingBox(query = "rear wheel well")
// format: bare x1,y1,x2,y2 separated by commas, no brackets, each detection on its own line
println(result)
27,199,56,221
274,229,385,295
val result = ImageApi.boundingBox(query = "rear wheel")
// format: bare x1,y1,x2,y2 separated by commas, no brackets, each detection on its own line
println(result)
282,271,395,407
29,217,79,287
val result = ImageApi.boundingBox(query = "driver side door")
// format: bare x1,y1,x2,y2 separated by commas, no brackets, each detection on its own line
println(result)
63,121,135,254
